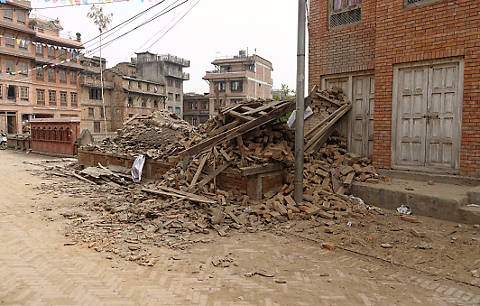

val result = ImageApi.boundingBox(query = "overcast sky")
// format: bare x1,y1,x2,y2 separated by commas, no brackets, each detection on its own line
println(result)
33,0,305,94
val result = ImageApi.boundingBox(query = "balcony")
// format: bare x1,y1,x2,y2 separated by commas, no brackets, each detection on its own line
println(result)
80,75,113,89
203,70,253,80
158,54,190,67
165,68,190,80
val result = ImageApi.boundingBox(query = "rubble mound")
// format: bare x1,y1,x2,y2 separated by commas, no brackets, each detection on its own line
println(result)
83,110,204,161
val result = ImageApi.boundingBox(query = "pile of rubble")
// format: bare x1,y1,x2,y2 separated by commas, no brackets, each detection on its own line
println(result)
82,110,203,161
38,89,384,264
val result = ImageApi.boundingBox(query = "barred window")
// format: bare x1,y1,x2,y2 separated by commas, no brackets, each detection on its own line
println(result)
36,89,45,105
329,0,361,28
48,90,56,105
404,0,440,7
70,92,78,107
20,87,28,101
60,91,67,106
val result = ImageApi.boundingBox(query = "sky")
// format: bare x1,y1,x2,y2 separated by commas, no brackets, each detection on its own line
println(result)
32,0,305,94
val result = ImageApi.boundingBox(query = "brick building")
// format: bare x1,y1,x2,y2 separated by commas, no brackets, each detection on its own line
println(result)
0,1,83,134
79,56,113,133
203,50,273,114
104,63,166,131
183,93,209,126
309,0,480,176
134,52,190,117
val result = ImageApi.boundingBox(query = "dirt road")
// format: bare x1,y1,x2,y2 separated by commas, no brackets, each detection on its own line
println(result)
1,149,479,305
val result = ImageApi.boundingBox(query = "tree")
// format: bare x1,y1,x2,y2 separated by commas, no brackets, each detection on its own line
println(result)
87,5,112,135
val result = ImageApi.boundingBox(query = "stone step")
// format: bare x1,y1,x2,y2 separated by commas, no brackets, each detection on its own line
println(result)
352,178,480,225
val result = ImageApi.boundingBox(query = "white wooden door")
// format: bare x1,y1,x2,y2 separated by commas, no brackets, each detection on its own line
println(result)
395,66,429,167
394,62,461,172
351,75,375,158
426,64,460,170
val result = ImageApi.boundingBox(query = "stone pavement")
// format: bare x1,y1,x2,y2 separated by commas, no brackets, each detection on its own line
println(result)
1,150,480,305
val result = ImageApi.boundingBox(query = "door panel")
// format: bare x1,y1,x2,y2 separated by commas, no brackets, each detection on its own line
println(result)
426,64,459,169
396,67,428,166
351,75,374,158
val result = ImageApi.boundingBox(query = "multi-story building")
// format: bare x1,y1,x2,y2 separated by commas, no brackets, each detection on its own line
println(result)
134,51,190,117
104,62,166,131
309,0,480,176
183,93,209,126
0,0,83,134
203,50,273,115
79,56,114,134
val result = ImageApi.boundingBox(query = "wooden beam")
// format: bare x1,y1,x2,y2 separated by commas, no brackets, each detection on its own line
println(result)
141,188,215,205
123,114,139,125
239,163,282,176
208,120,240,137
315,92,343,107
228,110,256,122
189,151,211,188
305,104,349,139
178,101,295,159
149,186,217,204
195,161,232,190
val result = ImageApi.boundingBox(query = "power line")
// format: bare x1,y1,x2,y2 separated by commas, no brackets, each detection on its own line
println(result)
0,0,131,10
85,0,190,55
136,0,183,51
144,0,199,50
82,0,167,47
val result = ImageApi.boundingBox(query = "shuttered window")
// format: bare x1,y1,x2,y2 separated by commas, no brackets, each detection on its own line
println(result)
329,0,361,28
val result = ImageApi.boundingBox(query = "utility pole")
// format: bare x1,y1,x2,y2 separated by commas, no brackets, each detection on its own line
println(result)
294,0,306,204
88,5,112,137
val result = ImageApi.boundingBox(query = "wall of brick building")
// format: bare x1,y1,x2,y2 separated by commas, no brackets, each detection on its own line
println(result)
309,0,480,176
308,0,376,90
374,0,480,176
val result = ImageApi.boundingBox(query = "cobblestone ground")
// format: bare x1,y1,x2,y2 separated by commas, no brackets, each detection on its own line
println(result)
1,150,480,305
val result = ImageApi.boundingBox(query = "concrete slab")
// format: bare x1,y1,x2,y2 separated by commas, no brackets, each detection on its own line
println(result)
352,178,480,224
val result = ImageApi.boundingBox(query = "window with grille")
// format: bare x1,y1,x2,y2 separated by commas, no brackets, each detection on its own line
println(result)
215,81,226,92
48,90,56,105
4,8,12,21
60,91,67,106
89,88,101,100
59,69,66,83
48,68,56,82
36,67,44,81
5,34,14,48
404,0,439,6
16,10,26,24
20,87,28,101
5,60,14,74
48,46,55,58
329,0,361,28
230,80,243,92
88,107,94,117
69,71,77,84
18,62,27,75
35,43,43,55
36,89,45,105
70,92,78,107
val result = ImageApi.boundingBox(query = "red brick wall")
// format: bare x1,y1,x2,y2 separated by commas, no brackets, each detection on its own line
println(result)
374,0,480,175
309,0,480,175
308,0,376,90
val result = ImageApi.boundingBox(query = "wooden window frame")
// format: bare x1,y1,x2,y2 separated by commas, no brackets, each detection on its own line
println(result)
70,92,78,107
20,86,28,101
36,89,45,105
60,91,67,106
48,90,56,105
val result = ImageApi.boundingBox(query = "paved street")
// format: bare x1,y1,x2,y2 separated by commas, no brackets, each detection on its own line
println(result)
1,150,480,305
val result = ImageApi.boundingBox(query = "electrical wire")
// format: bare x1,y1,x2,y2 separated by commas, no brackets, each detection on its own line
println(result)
85,0,190,55
135,0,183,51
140,0,199,51
82,0,168,47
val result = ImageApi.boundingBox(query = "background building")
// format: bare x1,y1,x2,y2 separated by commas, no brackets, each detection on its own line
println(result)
0,0,83,134
79,56,113,134
134,52,190,117
183,92,209,126
104,63,166,131
203,50,273,115
309,0,480,176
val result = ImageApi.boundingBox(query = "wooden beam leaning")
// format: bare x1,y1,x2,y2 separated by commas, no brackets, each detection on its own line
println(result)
178,101,295,159
305,103,351,153
195,161,232,190
189,150,211,188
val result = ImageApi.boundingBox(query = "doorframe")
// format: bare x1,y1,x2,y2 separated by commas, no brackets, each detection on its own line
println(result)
320,70,375,156
391,57,464,174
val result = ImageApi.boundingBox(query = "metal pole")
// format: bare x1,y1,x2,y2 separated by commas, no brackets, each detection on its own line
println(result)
99,29,107,137
294,0,306,204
